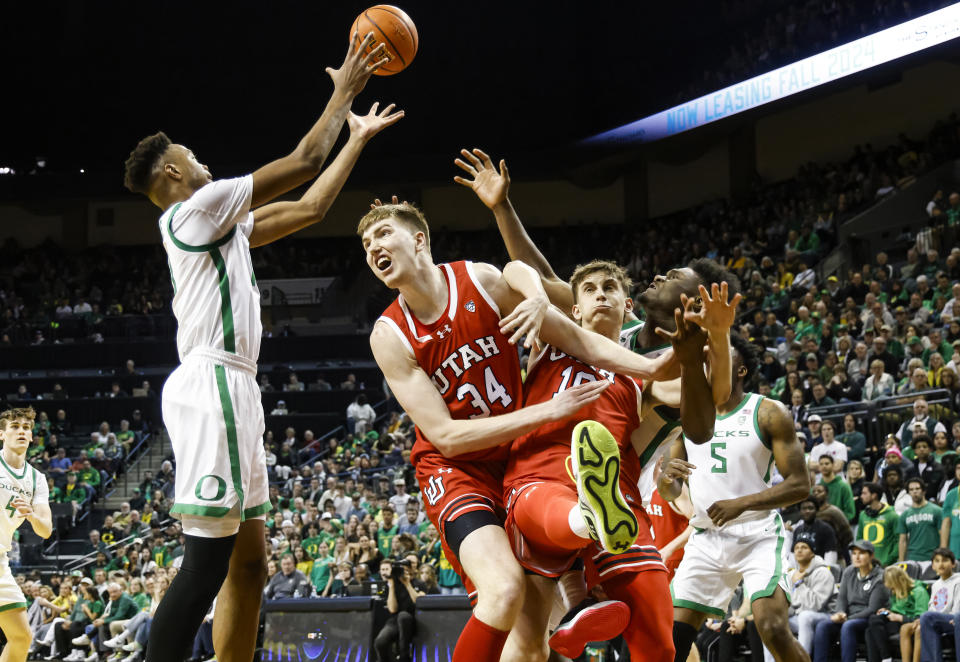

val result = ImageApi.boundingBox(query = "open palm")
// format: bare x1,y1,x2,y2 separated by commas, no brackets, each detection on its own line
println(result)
453,148,510,209
347,102,405,141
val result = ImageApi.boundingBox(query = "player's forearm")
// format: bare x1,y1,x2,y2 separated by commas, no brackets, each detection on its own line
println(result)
250,135,366,247
28,514,52,539
294,89,355,170
492,200,559,280
659,526,694,559
657,476,683,503
706,331,732,406
738,473,809,512
540,308,675,381
502,260,548,305
679,353,715,444
430,398,563,458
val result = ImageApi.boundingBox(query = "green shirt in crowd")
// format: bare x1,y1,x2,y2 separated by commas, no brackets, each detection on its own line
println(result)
890,583,930,621
309,554,336,593
377,523,398,559
898,502,943,561
837,431,866,461
820,475,856,521
857,503,901,566
942,487,960,560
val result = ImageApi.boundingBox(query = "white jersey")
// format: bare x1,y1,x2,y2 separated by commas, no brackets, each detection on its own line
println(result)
159,176,262,363
0,456,48,556
685,392,774,530
620,319,683,503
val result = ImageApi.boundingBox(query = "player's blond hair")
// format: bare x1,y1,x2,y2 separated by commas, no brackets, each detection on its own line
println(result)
569,260,632,305
357,203,431,251
0,407,36,430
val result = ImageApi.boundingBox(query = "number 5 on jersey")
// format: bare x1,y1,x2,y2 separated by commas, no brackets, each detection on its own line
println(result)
456,366,512,418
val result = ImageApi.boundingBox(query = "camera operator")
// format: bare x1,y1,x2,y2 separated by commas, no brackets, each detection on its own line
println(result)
374,559,423,662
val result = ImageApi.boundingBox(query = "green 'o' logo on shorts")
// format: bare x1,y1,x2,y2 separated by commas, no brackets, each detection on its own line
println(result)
194,475,227,501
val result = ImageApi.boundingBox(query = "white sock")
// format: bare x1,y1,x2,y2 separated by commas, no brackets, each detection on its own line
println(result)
568,504,591,540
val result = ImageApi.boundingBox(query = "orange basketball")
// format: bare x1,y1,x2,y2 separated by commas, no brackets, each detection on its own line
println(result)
350,5,418,76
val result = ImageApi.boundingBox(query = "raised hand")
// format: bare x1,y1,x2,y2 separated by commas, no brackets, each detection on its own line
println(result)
347,102,405,142
499,294,548,348
655,298,708,366
370,195,413,210
326,31,389,97
684,282,742,336
549,380,611,420
453,148,511,210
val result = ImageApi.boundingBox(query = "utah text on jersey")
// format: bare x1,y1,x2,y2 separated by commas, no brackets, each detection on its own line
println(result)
430,335,506,394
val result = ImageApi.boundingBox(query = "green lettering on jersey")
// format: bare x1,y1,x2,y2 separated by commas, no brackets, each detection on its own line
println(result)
5,495,16,518
710,442,728,473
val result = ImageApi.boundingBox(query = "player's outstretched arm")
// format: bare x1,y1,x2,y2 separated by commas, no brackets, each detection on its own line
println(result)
655,298,715,444
683,282,741,406
705,399,811,527
370,322,610,458
250,102,403,247
454,148,574,313
250,31,388,208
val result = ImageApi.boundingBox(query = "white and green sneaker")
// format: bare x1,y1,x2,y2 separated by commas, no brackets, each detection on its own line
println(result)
571,420,638,554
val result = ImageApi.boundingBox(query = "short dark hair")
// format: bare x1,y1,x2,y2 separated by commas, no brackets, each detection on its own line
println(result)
933,547,956,564
688,258,742,298
799,497,818,509
123,131,171,194
862,482,884,499
730,334,761,381
906,477,926,491
912,434,932,450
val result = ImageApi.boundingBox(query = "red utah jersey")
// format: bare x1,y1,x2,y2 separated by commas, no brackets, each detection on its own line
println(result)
646,489,690,577
377,261,522,466
505,345,643,491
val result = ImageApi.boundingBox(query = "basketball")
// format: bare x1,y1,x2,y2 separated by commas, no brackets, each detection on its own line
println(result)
350,5,418,76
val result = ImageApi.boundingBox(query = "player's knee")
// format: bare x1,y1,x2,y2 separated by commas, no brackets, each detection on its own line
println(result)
503,637,548,662
231,554,268,586
756,614,789,645
479,566,524,615
6,625,32,647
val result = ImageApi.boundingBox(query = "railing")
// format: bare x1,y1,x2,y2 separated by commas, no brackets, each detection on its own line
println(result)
63,517,175,573
807,387,955,441
103,432,154,500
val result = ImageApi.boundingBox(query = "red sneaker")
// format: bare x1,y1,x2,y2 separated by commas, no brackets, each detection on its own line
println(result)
548,599,631,658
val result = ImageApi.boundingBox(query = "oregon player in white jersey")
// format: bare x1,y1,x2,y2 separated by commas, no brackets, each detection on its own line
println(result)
658,335,811,662
0,407,52,662
122,31,402,662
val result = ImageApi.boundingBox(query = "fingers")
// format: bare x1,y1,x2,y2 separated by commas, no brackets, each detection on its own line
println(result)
719,281,728,304
391,196,400,204
366,55,390,74
368,101,380,115
729,292,743,309
454,157,477,177
499,159,510,183
380,109,405,127
472,148,495,170
653,326,676,341
673,306,685,331
460,148,483,170
453,176,472,188
566,379,611,400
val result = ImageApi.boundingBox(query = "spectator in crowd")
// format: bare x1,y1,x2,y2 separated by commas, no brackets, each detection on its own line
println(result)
810,421,848,473
346,395,376,436
812,540,888,662
811,485,853,553
898,478,943,568
897,398,948,446
837,414,867,460
862,360,894,401
264,553,312,600
817,455,855,521
789,532,837,655
911,435,946,501
792,497,839,566
856,483,900,567
864,565,928,662
918,548,960,662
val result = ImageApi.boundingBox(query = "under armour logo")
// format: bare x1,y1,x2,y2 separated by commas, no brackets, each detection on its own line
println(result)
464,300,476,313
438,467,453,474
436,324,453,339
